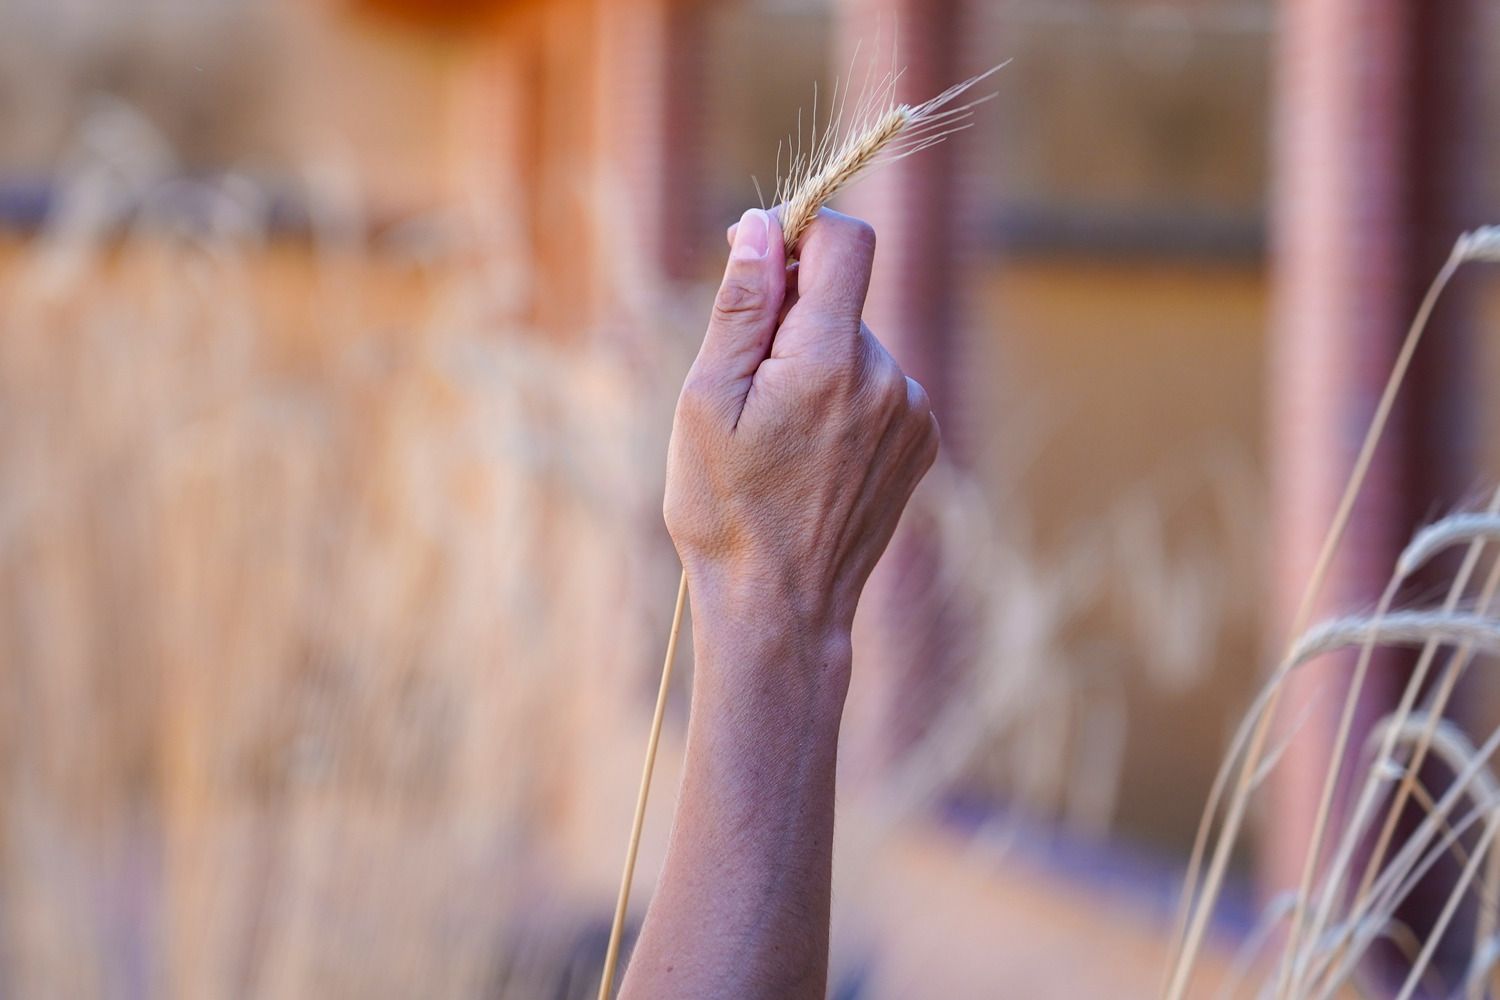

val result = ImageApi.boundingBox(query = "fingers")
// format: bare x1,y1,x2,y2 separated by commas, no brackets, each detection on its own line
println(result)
905,376,931,423
766,209,875,361
908,377,941,471
786,208,875,327
725,204,783,248
868,338,940,468
693,208,788,395
730,207,874,332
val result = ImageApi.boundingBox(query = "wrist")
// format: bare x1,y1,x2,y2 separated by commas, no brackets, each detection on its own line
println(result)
684,563,854,722
680,551,856,638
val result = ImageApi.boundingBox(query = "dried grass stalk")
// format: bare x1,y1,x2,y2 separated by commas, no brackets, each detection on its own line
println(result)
1166,228,1500,999
1165,231,1481,1000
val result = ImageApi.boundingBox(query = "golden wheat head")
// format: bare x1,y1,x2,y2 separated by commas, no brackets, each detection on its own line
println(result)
773,62,1005,257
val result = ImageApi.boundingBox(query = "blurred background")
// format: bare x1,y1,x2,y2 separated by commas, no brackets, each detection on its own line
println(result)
2,0,1499,996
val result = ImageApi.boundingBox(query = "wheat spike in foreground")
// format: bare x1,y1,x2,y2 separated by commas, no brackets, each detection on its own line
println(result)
596,63,1003,1000
774,62,1005,256
777,105,910,253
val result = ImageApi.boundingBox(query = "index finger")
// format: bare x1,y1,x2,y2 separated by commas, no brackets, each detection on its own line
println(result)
784,208,876,329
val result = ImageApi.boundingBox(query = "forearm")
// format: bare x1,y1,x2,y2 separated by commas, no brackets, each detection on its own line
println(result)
619,581,851,1000
630,203,935,997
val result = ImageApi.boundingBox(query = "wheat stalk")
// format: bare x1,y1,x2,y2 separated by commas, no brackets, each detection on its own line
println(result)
1164,234,1476,1000
597,571,689,1000
1166,228,1500,999
1289,497,1500,995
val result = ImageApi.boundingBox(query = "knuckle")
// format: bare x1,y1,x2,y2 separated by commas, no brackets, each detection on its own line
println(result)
819,338,863,382
711,277,766,322
816,209,876,255
920,428,940,472
676,373,717,420
905,377,932,419
846,218,877,254
663,489,693,533
853,337,907,412
876,363,908,409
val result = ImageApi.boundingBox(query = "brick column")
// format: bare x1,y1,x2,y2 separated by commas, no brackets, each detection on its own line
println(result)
592,0,706,301
834,0,974,775
1266,0,1480,982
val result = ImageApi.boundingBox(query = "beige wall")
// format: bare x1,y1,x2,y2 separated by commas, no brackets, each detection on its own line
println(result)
976,257,1268,850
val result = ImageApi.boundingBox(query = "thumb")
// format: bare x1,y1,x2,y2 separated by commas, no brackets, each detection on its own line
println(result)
694,208,787,388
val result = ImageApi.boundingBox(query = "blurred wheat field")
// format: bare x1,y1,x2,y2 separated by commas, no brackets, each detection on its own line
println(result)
0,104,1275,998
0,148,693,995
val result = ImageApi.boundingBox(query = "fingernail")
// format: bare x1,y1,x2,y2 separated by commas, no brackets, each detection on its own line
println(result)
730,209,769,260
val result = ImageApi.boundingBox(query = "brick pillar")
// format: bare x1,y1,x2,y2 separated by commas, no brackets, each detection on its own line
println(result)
834,0,973,776
592,0,706,304
1266,0,1480,982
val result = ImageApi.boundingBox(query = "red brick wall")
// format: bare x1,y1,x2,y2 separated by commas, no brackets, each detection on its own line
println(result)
833,0,974,774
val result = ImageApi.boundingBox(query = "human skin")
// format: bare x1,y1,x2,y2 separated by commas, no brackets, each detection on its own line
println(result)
617,206,939,1000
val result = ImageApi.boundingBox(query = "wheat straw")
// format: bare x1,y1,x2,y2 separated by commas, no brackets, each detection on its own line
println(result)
597,571,688,1000
1181,516,1500,996
1394,824,1498,1000
1174,226,1500,997
1297,517,1500,994
1460,936,1500,999
1369,715,1500,806
1301,746,1500,993
1281,496,1500,996
1165,235,1472,1000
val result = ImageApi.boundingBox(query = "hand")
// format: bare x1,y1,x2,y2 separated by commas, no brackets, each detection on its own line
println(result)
663,206,940,656
624,209,938,1000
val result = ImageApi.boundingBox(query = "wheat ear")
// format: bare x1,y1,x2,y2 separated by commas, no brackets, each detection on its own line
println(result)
778,106,911,253
596,62,1002,1000
774,63,1005,256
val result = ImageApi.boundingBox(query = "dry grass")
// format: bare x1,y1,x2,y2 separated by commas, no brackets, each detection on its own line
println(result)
1167,230,1500,999
0,103,693,999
